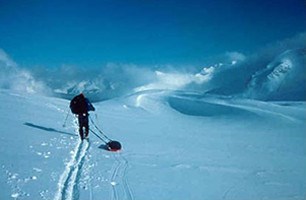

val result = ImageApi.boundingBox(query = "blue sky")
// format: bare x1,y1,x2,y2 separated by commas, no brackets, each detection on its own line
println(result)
0,0,305,68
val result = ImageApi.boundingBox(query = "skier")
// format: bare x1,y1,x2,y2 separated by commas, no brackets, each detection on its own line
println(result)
70,93,95,140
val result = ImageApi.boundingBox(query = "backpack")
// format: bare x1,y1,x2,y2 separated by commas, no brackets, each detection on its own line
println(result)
70,94,87,114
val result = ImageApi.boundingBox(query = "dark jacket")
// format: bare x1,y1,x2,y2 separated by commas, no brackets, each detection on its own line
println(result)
70,94,95,114
85,98,95,112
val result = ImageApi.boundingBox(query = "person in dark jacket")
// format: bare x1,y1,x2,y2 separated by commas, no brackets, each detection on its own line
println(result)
70,93,95,140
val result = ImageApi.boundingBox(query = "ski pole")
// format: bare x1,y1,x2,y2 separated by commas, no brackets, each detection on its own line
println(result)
62,109,70,127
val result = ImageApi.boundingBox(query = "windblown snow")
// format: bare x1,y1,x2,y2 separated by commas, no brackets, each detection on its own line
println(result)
1,34,306,102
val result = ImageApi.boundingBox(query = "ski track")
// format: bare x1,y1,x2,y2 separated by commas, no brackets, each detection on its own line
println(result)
54,139,90,200
110,153,134,200
121,154,134,200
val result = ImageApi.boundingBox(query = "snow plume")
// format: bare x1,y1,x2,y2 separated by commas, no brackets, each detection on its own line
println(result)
134,68,214,92
0,49,48,94
1,33,305,101
0,49,17,67
32,63,214,101
31,63,156,102
225,52,246,65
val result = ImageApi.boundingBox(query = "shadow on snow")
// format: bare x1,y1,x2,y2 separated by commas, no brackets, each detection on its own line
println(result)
23,122,77,137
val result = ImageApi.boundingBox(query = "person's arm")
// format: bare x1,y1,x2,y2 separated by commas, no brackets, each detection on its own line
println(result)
86,99,95,111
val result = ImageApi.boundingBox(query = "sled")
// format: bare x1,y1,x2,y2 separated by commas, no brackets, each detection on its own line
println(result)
106,141,122,152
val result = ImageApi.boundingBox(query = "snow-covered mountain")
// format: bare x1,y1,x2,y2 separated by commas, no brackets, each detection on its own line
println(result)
37,47,306,103
198,48,305,100
246,49,306,100
53,80,105,102
245,49,306,100
0,89,305,200
2,39,305,102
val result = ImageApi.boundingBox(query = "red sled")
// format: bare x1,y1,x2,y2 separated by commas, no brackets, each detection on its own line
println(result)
106,141,122,152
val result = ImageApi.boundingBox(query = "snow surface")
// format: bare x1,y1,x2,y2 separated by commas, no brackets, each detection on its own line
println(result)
0,88,305,200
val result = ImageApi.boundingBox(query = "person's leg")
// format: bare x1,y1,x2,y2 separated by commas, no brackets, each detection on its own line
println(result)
84,115,89,138
78,115,84,140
